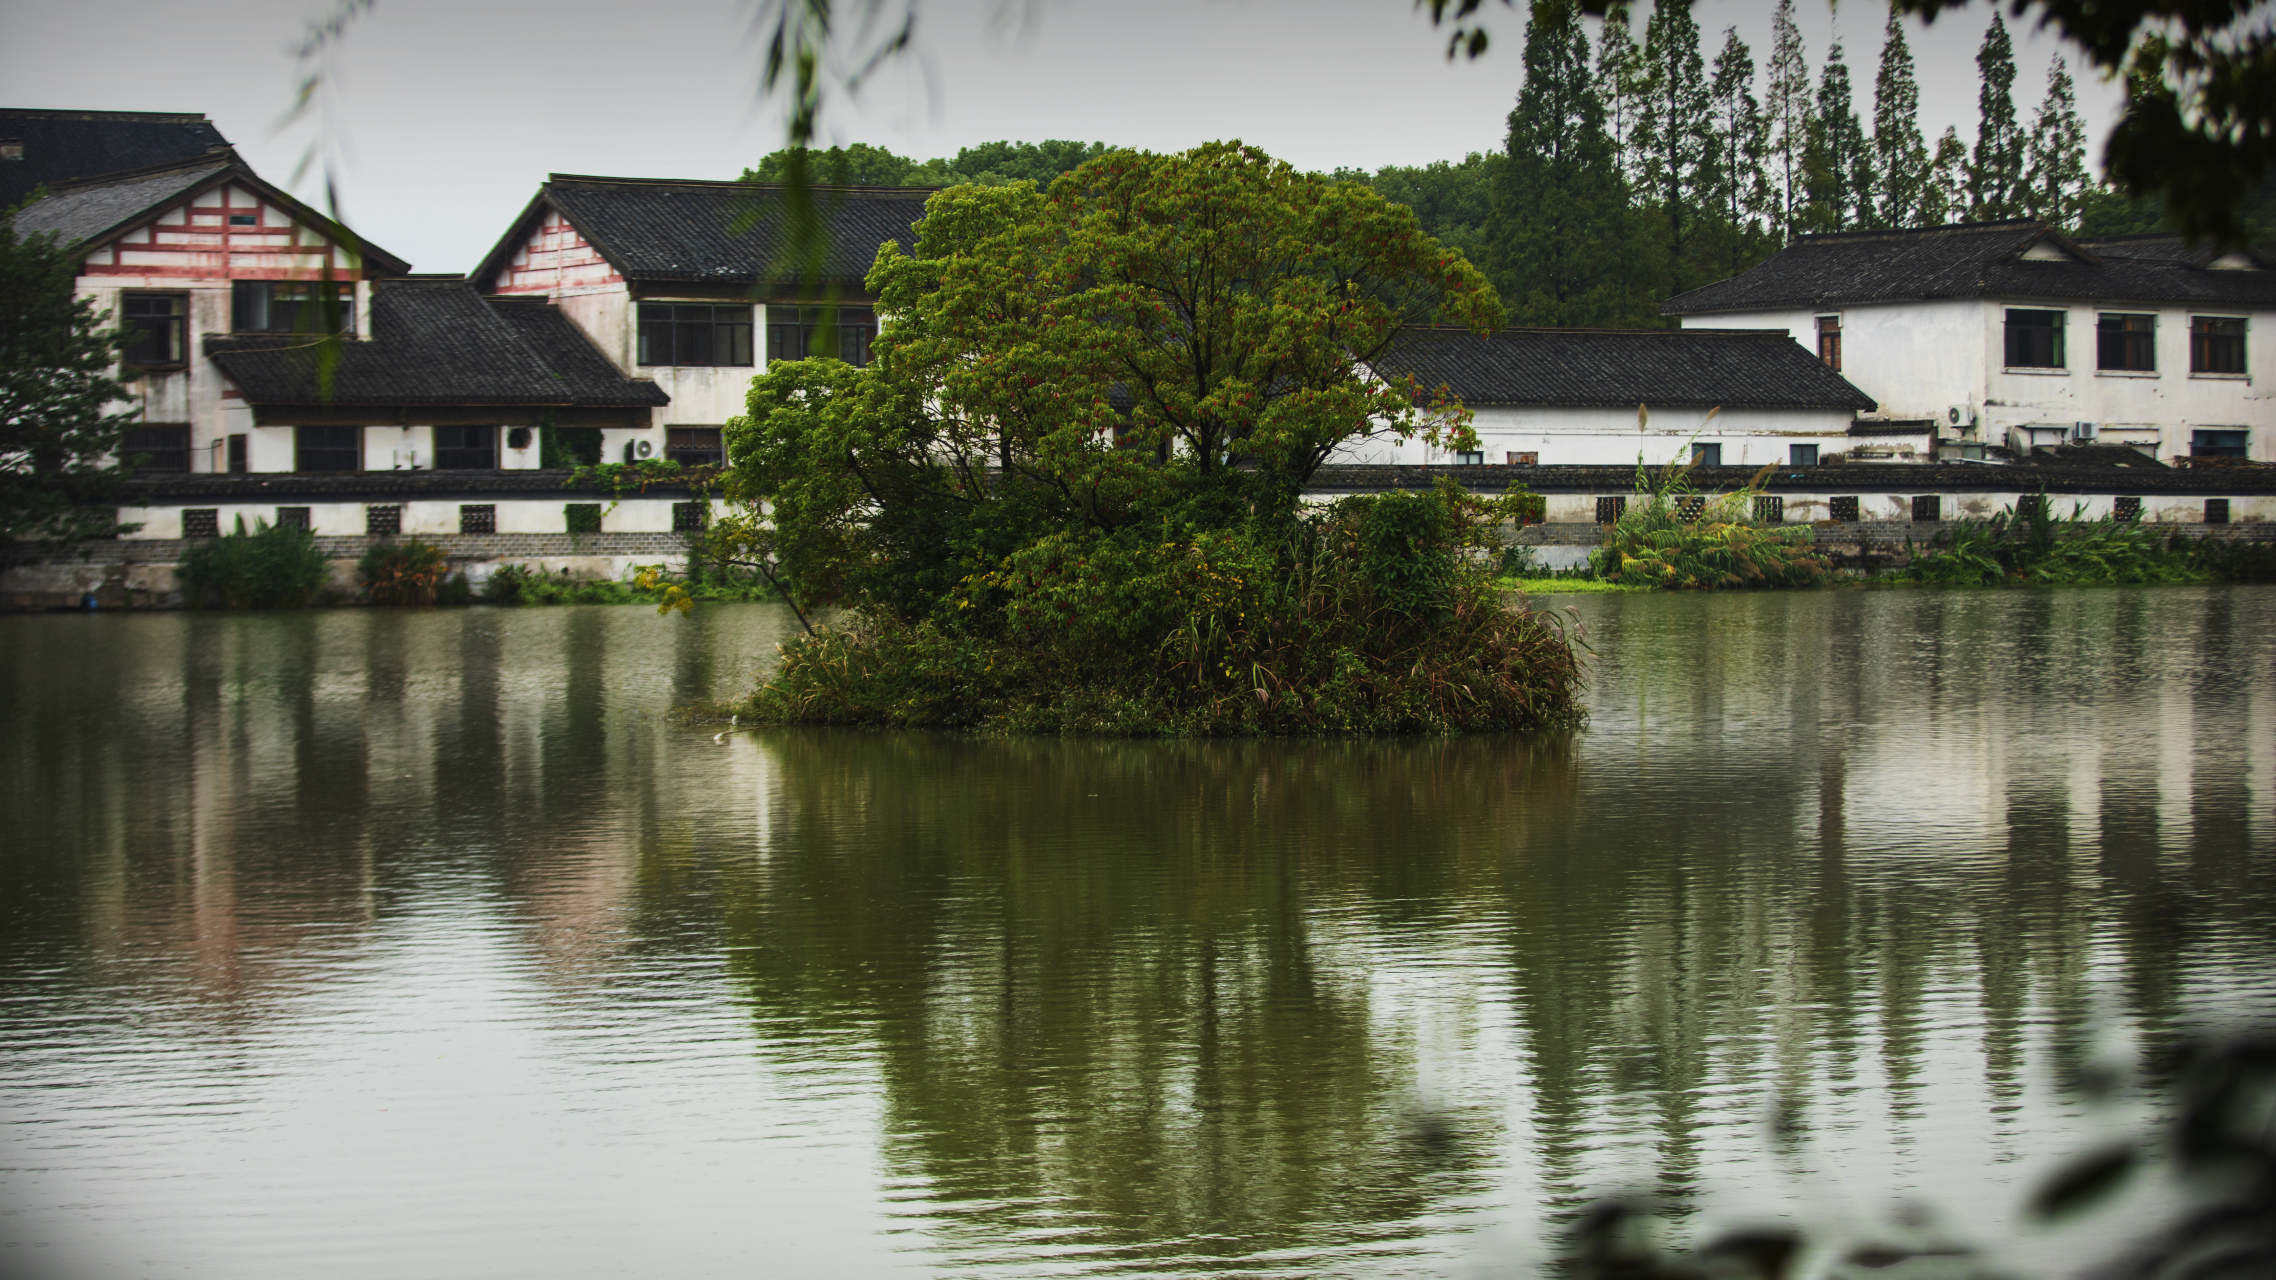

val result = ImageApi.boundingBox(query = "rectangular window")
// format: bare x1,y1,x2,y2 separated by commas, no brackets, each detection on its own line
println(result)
123,425,190,473
1829,495,1860,523
666,427,725,468
2205,499,2231,525
1676,495,1707,522
232,280,345,334
637,303,754,367
366,504,401,537
1692,443,1723,467
182,508,219,539
2191,317,2246,374
276,506,311,531
2097,313,2156,372
2015,495,2045,520
1506,451,1537,466
672,501,708,533
2004,309,2066,368
1789,443,1819,467
1912,495,1941,523
226,434,247,474
121,294,187,367
1454,449,1485,466
2191,429,2249,459
459,504,496,535
564,503,602,534
1816,315,1842,371
295,425,360,472
1753,496,1784,524
434,426,497,470
2113,496,2141,523
764,306,877,367
1595,495,1626,524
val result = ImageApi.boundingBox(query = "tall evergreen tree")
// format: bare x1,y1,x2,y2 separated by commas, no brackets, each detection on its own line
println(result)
2024,55,2089,228
1872,9,1930,229
1635,0,1718,291
1764,0,1813,241
1709,27,1773,240
1802,42,1874,231
1487,0,1640,326
1595,3,1648,190
1968,12,2025,220
1925,126,1969,224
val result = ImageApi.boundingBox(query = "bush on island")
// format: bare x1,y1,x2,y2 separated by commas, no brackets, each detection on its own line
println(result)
179,517,329,609
1591,458,1830,590
709,142,1584,735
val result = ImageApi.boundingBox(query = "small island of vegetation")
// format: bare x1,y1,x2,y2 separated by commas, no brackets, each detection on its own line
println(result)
707,142,1586,736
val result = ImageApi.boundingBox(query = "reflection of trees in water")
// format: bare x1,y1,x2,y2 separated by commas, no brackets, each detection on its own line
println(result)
708,734,1577,1268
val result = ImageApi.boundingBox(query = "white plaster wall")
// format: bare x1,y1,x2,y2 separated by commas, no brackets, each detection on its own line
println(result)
1684,299,2276,460
1331,404,1856,467
116,497,730,539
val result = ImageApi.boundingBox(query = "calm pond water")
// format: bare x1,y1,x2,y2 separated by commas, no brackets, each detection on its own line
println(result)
3,589,2273,1278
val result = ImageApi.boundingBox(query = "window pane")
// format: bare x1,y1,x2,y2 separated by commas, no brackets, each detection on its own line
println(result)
296,425,360,472
2098,314,2155,371
677,316,710,366
123,425,190,472
666,426,724,467
232,280,268,332
2004,310,2063,368
2192,317,2246,374
716,309,753,366
638,304,673,365
435,426,497,470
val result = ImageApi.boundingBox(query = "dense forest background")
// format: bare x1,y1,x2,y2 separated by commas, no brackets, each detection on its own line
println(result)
749,0,2275,328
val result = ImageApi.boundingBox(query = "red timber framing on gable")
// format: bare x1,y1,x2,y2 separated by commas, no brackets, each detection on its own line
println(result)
487,209,622,298
79,180,365,282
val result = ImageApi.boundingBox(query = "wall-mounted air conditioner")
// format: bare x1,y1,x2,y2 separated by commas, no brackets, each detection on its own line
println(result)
2073,421,2097,441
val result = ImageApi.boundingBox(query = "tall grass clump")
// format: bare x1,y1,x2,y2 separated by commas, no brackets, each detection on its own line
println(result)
178,517,329,609
358,539,450,606
1591,460,1828,590
1907,500,2218,586
744,482,1585,736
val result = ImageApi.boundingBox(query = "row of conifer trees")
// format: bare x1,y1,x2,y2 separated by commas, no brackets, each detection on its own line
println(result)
1356,0,2091,328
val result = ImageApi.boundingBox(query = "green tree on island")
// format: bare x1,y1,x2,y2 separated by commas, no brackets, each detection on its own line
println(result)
0,209,135,556
1968,13,2026,221
713,143,1584,736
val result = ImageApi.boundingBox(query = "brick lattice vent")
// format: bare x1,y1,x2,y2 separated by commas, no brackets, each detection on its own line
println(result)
459,504,496,535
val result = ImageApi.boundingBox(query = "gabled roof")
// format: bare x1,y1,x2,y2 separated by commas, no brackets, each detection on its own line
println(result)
206,278,668,409
1373,327,1877,412
0,108,231,208
1663,220,2276,315
5,154,412,276
474,174,934,290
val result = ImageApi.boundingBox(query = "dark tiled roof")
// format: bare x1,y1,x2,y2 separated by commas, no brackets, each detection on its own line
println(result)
0,108,230,208
9,160,225,245
1664,220,2276,314
477,175,934,288
207,279,668,409
1373,327,1877,412
1304,463,2276,495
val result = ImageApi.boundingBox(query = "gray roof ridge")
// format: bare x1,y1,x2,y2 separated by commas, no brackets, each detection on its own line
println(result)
36,151,233,194
0,107,218,124
548,172,940,196
1793,218,2043,244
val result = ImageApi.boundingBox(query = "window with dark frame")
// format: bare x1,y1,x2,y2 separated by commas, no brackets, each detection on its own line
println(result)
2191,317,2247,374
1753,496,1784,524
2205,499,2231,525
1816,315,1842,371
1676,495,1707,522
276,507,311,530
672,502,708,533
123,425,190,473
2113,496,2142,522
226,434,247,473
2015,495,2046,520
434,426,497,470
182,508,219,539
665,427,725,468
2191,429,2249,458
295,425,360,472
366,504,401,537
1790,443,1819,467
232,280,344,334
764,306,877,367
637,304,754,367
459,504,496,535
121,294,187,367
1506,451,1537,466
1691,443,1722,467
1912,495,1941,523
1454,449,1485,465
1829,495,1860,522
2004,309,2066,368
1595,495,1626,524
2097,313,2156,371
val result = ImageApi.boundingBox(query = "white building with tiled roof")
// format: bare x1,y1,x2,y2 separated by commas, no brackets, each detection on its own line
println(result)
1662,220,2276,464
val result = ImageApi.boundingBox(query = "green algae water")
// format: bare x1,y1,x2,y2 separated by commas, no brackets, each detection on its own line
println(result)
3,588,2272,1277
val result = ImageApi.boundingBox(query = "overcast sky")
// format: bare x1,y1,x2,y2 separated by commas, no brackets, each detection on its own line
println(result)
1,0,2122,274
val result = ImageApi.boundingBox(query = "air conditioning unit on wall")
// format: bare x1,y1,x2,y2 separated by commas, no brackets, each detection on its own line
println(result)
2073,421,2098,441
